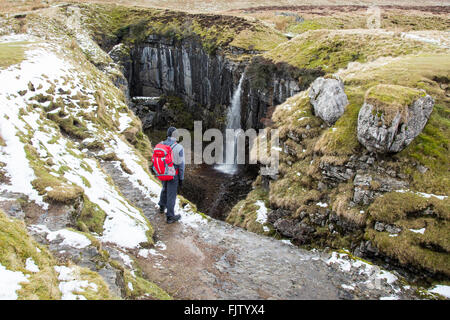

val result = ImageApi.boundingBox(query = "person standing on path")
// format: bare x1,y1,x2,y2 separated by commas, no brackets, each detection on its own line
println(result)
156,127,185,224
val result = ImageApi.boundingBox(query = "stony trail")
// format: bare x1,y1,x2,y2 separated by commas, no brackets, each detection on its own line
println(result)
103,161,417,300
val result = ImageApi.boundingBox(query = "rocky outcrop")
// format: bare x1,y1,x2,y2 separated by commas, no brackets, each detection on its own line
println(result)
129,96,164,130
357,88,434,153
352,173,408,205
243,56,324,129
243,77,303,129
309,77,348,125
268,209,316,243
131,35,238,111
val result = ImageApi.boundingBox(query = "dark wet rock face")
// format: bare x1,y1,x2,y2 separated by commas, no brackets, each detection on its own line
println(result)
129,97,164,130
130,35,238,111
243,56,324,129
109,35,324,131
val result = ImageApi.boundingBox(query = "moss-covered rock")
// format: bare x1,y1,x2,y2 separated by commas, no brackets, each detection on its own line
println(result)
76,195,107,235
357,84,434,153
123,269,172,300
0,210,61,300
364,84,426,125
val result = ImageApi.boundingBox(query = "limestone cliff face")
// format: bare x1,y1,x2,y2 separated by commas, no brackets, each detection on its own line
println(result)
123,35,319,130
242,77,302,129
241,56,324,130
130,35,237,112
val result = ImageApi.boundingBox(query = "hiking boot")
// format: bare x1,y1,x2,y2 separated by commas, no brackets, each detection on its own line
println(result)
166,214,181,224
159,206,165,214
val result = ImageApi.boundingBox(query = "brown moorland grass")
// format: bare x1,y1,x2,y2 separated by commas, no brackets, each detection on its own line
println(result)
2,1,448,14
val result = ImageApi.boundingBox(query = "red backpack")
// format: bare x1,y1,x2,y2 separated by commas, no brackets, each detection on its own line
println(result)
151,142,178,181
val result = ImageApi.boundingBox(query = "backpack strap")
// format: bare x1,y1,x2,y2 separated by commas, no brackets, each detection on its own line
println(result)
168,141,177,150
168,141,179,175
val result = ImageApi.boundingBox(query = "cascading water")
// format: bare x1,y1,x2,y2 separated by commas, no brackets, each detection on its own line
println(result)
215,72,245,175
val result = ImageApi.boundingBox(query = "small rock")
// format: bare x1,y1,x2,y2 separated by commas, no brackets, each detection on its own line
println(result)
317,181,327,191
374,222,385,232
417,165,428,174
385,224,402,234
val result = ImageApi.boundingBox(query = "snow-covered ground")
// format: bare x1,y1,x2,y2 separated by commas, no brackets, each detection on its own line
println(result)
0,264,29,300
54,266,98,300
0,40,154,249
0,33,207,299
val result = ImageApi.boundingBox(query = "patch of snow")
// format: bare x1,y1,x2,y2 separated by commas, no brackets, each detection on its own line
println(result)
118,252,134,269
54,266,98,300
280,240,294,246
155,241,167,251
400,32,445,47
416,192,447,200
0,99,46,209
409,228,426,234
316,202,328,208
128,282,133,291
255,200,269,226
327,252,352,272
341,284,355,290
29,225,91,249
327,251,400,291
118,113,133,133
377,270,398,285
0,264,29,300
263,226,270,232
138,248,165,259
395,189,447,200
380,295,399,300
0,34,38,44
25,258,40,273
429,285,450,299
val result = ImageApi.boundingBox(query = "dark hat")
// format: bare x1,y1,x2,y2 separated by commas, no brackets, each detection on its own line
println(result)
167,126,177,137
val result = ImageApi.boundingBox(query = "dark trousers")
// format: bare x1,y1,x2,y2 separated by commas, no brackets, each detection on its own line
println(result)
158,175,179,219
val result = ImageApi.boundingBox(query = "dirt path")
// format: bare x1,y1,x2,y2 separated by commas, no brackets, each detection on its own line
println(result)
102,161,418,300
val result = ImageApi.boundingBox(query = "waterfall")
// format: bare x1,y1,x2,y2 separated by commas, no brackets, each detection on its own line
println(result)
215,72,245,175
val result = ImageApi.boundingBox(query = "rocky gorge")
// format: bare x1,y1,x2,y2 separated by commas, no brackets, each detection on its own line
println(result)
0,2,449,300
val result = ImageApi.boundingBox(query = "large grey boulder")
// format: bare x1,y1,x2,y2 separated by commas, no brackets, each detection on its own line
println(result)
309,77,349,125
357,85,434,153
